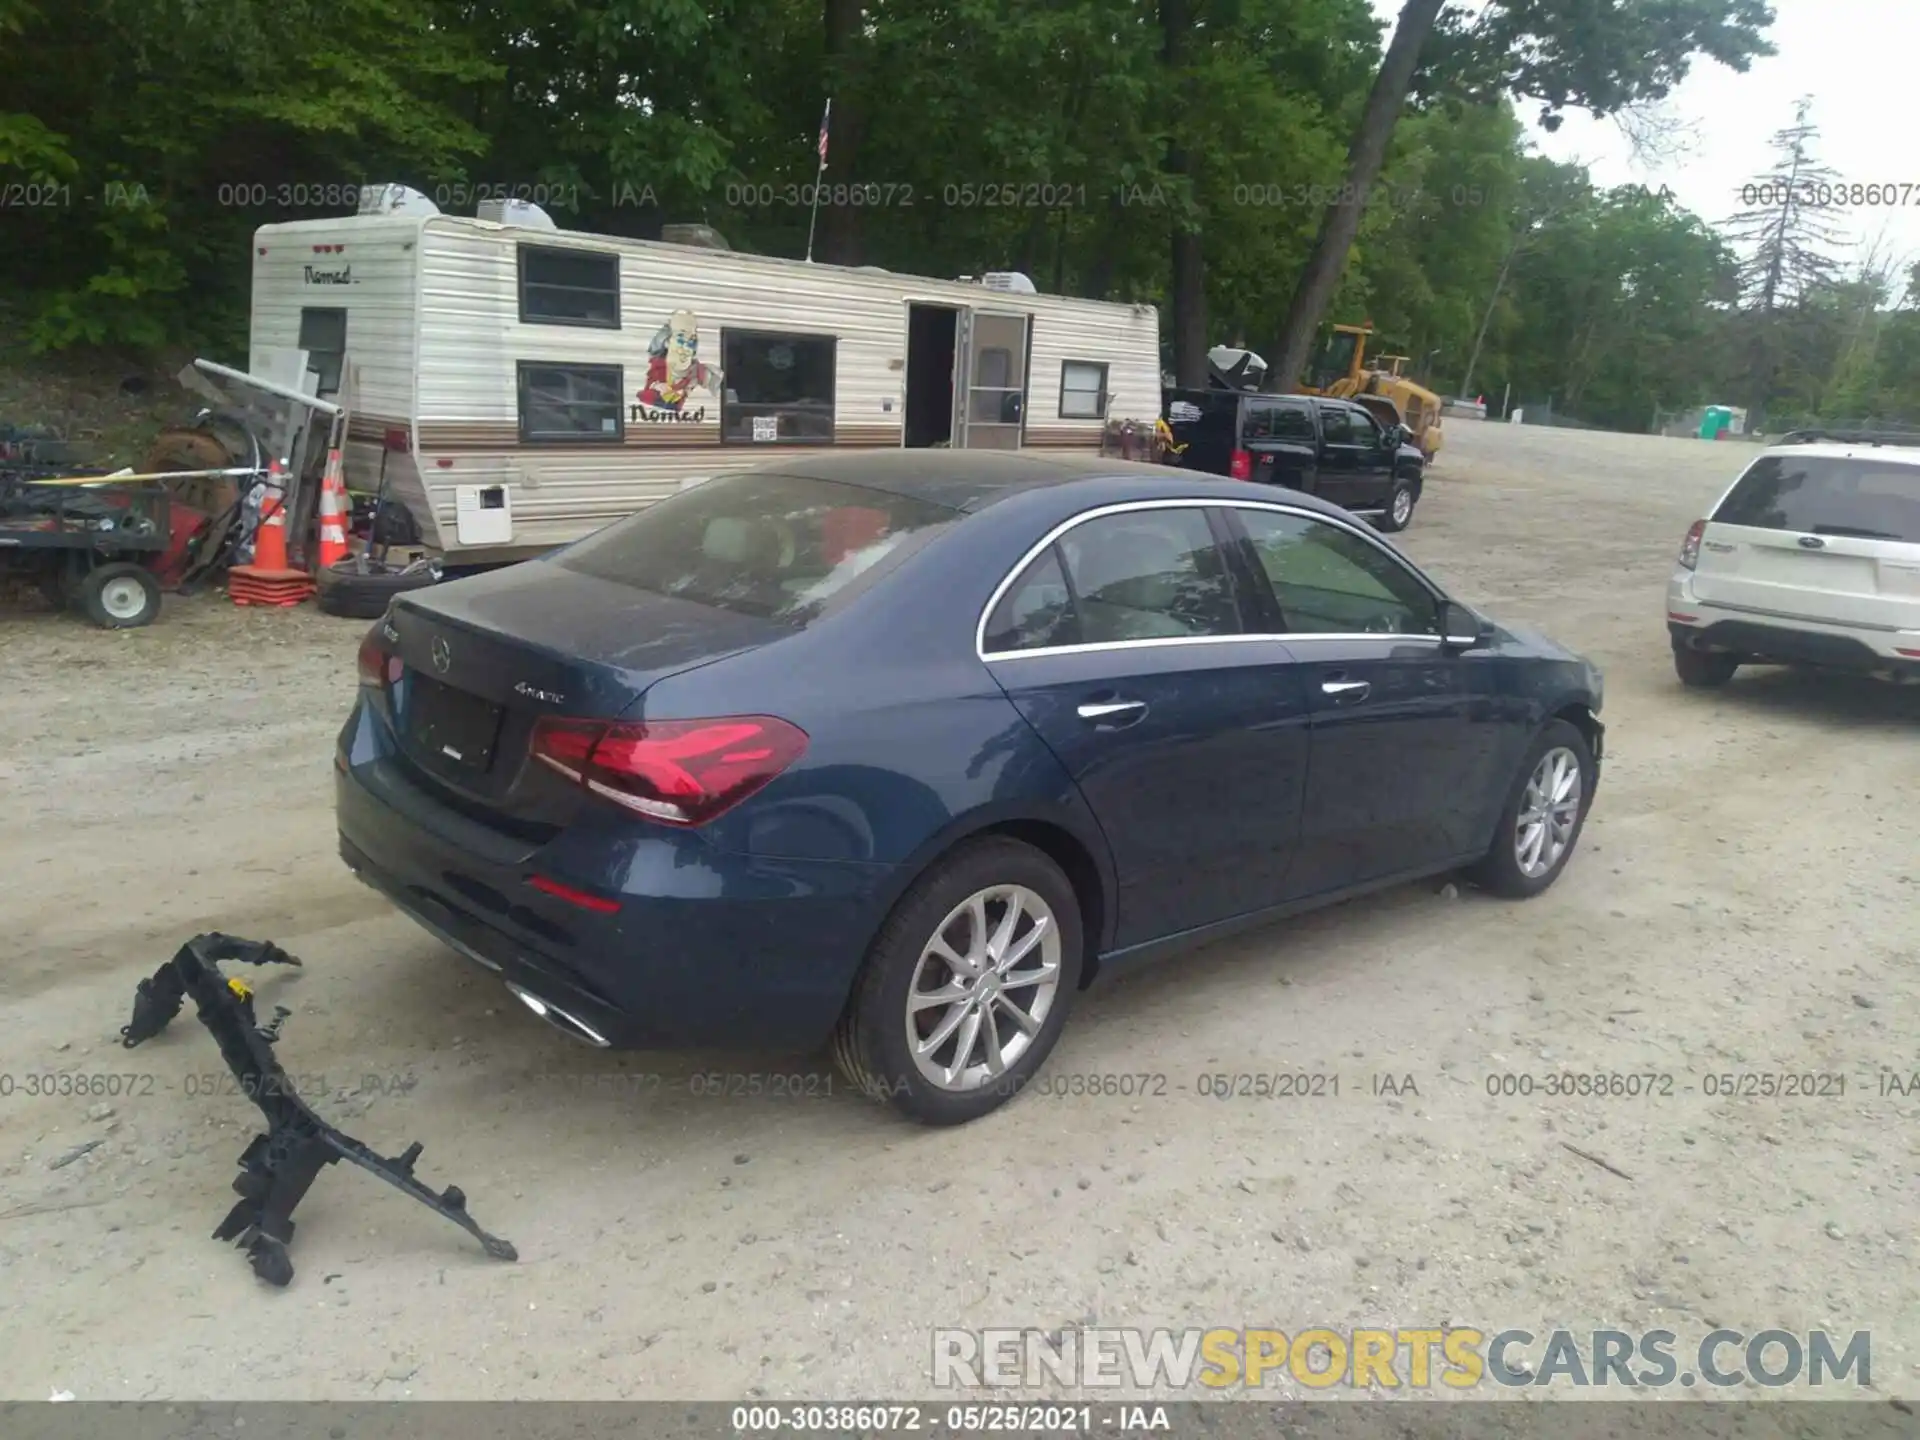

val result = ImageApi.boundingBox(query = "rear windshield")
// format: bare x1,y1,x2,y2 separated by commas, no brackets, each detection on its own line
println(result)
1714,455,1920,542
557,471,955,622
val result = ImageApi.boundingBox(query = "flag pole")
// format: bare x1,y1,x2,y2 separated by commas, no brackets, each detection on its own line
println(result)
805,98,831,264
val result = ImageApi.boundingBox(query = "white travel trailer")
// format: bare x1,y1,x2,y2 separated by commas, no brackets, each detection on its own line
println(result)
248,186,1163,564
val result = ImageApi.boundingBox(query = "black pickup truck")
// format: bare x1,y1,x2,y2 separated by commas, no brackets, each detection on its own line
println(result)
1160,388,1425,531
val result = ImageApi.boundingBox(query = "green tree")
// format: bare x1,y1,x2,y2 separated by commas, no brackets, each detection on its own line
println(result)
1262,0,1777,392
1,0,494,351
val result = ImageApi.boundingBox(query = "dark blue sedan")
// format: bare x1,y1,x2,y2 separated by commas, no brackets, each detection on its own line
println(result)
337,452,1604,1125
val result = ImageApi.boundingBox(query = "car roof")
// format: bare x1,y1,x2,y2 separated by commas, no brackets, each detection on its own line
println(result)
1759,441,1920,466
1164,387,1317,408
733,448,1244,514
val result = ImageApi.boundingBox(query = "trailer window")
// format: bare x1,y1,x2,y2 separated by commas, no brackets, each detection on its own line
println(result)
1059,360,1108,419
518,246,621,328
720,331,837,444
517,362,624,442
298,308,346,396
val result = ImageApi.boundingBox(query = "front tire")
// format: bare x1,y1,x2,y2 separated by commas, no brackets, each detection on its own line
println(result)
1465,720,1595,899
1673,642,1739,688
1376,480,1418,532
79,562,161,629
832,837,1084,1126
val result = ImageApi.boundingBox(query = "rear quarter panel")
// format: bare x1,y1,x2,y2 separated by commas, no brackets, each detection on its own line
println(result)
627,499,1125,944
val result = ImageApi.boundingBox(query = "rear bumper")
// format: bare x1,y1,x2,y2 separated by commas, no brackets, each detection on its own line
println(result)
335,700,899,1052
1666,574,1920,675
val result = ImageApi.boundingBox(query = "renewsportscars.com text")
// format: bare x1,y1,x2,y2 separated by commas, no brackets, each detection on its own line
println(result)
931,1326,1872,1390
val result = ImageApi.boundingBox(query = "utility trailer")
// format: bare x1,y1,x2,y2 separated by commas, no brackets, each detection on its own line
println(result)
247,186,1164,565
0,468,173,627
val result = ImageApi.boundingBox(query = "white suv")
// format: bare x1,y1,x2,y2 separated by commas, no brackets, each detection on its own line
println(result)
1667,432,1920,686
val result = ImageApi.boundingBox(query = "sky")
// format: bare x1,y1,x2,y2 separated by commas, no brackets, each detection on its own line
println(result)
1370,0,1918,291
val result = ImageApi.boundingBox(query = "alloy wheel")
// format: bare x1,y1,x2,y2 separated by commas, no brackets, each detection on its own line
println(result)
1515,746,1582,878
1391,487,1414,526
904,884,1063,1092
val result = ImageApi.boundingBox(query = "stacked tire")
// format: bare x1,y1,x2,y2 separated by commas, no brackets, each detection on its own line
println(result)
315,558,439,620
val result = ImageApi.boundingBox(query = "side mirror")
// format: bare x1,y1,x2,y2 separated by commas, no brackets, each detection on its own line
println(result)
1438,600,1485,649
1381,424,1404,448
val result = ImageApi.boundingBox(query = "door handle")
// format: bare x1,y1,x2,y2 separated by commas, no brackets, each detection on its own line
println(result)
1077,698,1147,723
1321,678,1370,701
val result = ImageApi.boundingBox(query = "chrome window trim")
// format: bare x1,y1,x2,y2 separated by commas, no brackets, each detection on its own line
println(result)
975,495,1450,661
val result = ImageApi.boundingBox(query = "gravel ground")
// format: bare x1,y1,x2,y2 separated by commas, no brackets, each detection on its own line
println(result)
1,421,1916,1404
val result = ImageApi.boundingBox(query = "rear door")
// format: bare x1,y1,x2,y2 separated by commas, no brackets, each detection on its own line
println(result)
1242,398,1319,493
1693,452,1920,629
982,503,1311,946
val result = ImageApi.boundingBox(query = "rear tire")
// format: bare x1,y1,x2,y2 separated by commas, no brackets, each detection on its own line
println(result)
1465,719,1595,899
1673,642,1739,688
78,562,161,629
831,837,1084,1126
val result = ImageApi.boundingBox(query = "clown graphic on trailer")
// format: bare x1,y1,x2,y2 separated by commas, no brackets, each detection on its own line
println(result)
634,308,722,418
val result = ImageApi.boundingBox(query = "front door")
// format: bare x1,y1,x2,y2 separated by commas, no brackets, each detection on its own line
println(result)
981,504,1311,945
1226,505,1483,896
1339,405,1398,513
903,303,959,447
955,309,1031,450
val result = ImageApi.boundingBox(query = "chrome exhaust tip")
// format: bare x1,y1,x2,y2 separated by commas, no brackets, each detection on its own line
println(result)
506,982,611,1048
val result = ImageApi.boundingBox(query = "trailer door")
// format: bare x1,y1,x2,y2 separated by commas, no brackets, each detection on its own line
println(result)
954,308,1031,449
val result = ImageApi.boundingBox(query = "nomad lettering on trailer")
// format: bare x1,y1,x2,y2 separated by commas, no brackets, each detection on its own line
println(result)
633,307,723,421
304,265,352,285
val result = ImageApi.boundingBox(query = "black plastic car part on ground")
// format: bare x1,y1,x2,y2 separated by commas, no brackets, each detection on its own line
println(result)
120,931,517,1286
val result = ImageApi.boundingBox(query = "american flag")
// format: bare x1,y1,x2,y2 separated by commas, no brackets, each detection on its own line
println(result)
817,99,831,167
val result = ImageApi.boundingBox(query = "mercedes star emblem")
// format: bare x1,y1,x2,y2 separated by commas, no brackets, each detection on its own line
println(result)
430,636,452,673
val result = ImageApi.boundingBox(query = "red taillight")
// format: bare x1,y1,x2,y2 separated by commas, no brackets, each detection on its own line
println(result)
529,715,809,826
1678,520,1706,570
1229,448,1253,481
384,427,411,453
356,630,385,685
356,628,403,687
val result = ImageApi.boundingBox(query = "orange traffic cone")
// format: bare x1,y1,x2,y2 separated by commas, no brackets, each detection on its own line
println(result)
229,462,315,608
315,450,349,570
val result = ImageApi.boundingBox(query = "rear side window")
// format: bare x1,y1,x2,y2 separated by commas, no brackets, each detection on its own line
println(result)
1715,455,1920,542
983,548,1080,652
1242,401,1314,443
983,507,1241,652
557,472,952,622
